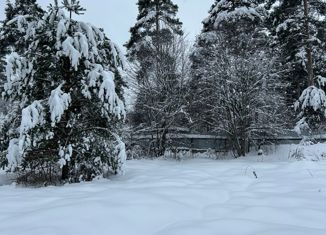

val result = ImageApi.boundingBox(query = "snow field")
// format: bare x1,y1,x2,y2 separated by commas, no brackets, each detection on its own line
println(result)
1,145,326,235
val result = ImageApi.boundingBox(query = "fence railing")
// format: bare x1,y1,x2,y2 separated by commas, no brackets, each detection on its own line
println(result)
130,133,326,153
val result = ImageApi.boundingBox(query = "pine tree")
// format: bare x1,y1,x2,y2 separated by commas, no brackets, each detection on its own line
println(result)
0,0,44,169
125,0,183,85
202,0,265,51
0,0,44,98
268,0,326,109
126,0,183,63
203,0,263,28
189,0,285,156
125,0,186,156
1,1,126,184
0,0,44,56
267,0,326,134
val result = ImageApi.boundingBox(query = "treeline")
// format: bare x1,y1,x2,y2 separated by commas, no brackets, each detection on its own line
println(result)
0,0,325,184
125,0,326,157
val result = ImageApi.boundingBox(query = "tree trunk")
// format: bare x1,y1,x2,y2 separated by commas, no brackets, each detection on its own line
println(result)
159,128,168,156
61,165,69,180
156,121,168,157
303,0,314,86
60,57,73,181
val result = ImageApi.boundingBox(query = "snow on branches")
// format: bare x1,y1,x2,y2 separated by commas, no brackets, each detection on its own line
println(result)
295,85,326,134
7,101,45,169
49,84,71,126
2,3,126,180
295,86,326,114
4,52,33,98
203,0,263,29
98,70,125,119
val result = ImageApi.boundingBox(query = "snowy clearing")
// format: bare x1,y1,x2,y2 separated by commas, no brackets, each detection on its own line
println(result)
1,145,326,235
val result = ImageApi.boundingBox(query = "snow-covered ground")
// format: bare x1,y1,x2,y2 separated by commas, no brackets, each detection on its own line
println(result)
1,145,326,235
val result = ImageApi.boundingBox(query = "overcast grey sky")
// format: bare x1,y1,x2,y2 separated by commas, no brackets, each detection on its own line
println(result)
0,0,213,50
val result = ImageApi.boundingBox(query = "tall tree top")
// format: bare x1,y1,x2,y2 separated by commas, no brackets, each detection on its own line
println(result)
269,0,326,32
125,0,183,60
267,0,326,78
4,0,44,21
203,0,264,32
0,0,44,69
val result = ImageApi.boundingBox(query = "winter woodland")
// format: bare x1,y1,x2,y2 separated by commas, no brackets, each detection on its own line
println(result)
0,0,325,183
1,0,326,234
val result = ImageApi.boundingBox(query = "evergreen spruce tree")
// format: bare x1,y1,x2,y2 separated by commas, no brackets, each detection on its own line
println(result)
0,0,44,99
189,0,286,156
125,0,186,156
126,0,183,62
0,0,44,59
295,0,326,134
0,0,44,168
268,0,326,128
1,1,126,184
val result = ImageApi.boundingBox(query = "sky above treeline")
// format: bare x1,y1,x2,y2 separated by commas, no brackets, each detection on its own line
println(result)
0,0,213,51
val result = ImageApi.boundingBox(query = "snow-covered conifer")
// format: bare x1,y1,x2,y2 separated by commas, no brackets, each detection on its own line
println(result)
0,0,44,56
0,0,44,99
126,0,188,156
0,0,44,168
295,77,326,134
1,1,126,183
267,0,326,133
126,0,183,63
268,0,326,107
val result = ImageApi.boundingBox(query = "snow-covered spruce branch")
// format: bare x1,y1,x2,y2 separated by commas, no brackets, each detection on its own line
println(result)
2,2,127,183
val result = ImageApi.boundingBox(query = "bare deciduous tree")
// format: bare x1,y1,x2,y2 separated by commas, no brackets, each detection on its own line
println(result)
190,33,287,157
128,35,191,156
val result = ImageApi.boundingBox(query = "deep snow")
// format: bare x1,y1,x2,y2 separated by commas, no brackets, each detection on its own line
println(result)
1,145,326,235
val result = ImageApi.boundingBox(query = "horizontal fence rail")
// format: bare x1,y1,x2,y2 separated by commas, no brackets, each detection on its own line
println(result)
130,133,326,153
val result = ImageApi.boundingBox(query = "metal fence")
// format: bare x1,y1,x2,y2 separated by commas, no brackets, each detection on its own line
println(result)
130,133,326,153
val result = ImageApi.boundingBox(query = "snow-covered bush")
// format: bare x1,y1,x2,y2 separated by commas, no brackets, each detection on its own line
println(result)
289,143,326,161
127,145,145,160
289,147,306,161
203,148,218,159
164,148,192,161
295,83,326,134
1,2,126,184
